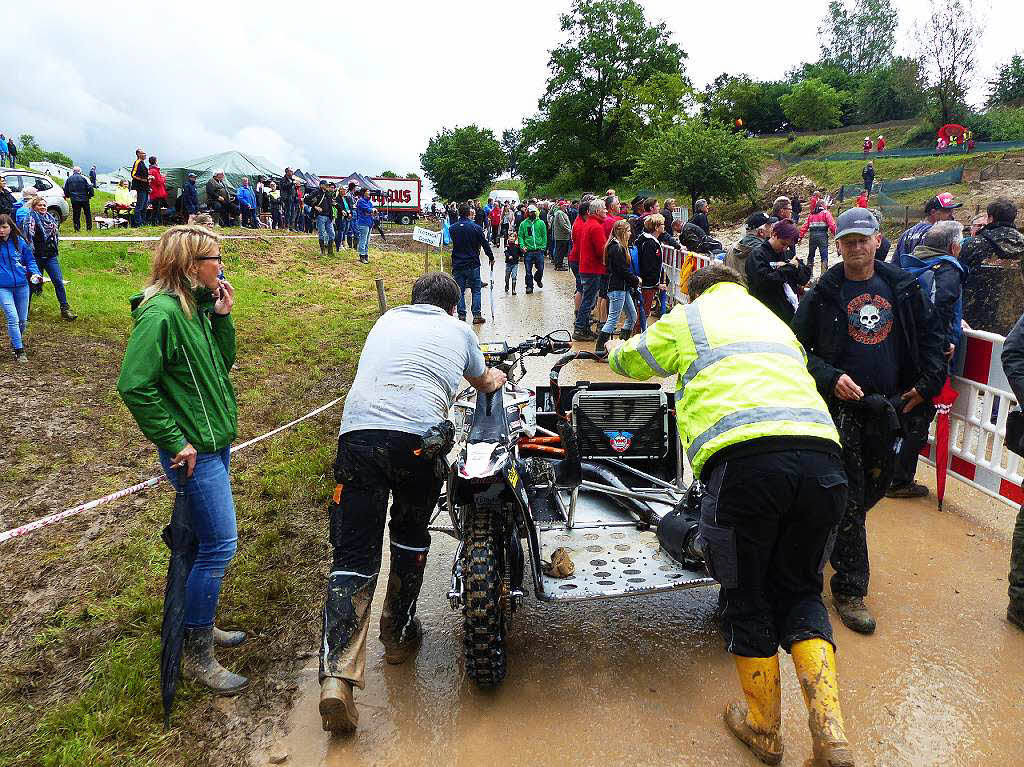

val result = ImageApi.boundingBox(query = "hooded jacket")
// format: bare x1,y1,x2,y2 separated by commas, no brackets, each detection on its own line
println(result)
117,289,238,454
902,244,965,348
148,165,167,201
798,208,837,239
518,215,548,252
791,259,946,403
0,235,39,289
744,240,811,323
959,223,1024,276
724,232,763,277
636,231,663,288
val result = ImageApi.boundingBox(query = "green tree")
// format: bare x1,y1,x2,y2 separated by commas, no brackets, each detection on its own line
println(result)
818,0,898,75
19,134,40,150
500,128,522,178
857,57,928,121
405,172,420,179
701,75,790,134
631,120,763,207
915,0,981,124
786,61,861,124
379,170,399,178
521,0,687,189
780,79,843,130
419,124,506,201
986,55,1024,108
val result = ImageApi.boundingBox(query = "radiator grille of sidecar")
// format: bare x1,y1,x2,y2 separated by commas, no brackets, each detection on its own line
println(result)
572,390,668,460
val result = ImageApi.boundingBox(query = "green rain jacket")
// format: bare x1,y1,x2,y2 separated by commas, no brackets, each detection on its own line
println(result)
518,216,548,252
117,289,238,454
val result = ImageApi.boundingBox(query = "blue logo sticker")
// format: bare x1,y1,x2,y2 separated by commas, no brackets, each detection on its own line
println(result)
604,430,634,453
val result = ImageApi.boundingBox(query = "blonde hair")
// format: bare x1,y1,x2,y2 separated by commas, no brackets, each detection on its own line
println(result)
603,219,631,264
644,213,666,233
28,195,46,211
140,224,221,318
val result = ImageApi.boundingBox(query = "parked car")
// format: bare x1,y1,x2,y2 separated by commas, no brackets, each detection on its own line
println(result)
0,169,70,223
489,189,520,206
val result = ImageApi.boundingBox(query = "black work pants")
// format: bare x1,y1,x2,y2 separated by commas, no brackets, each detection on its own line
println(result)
698,449,847,657
891,404,937,487
554,239,570,269
319,429,443,684
71,200,92,231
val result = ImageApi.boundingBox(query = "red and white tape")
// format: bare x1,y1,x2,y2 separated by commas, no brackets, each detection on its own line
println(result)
0,397,343,545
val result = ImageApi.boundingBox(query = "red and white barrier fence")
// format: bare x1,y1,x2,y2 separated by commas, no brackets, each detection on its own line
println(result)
919,329,1024,508
659,245,714,306
0,397,343,545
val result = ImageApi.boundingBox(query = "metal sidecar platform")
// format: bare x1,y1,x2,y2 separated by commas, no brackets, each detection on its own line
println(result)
530,486,714,602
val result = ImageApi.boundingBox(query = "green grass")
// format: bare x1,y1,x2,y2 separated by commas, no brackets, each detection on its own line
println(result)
754,119,924,158
778,151,1012,191
0,237,426,767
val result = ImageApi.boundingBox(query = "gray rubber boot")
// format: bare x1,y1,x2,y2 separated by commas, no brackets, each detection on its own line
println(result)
183,627,249,694
213,626,247,647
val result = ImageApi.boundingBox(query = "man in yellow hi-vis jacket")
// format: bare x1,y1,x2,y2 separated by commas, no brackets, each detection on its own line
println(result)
608,263,855,767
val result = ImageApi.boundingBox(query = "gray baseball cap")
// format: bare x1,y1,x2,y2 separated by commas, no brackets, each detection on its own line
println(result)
835,208,879,239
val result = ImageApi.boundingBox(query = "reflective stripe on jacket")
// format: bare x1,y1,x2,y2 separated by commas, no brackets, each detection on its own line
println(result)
608,281,839,478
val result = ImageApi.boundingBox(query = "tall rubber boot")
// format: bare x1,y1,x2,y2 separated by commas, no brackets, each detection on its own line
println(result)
511,277,517,295
379,544,428,665
505,273,510,292
182,627,249,694
620,327,633,341
595,331,611,357
213,626,247,647
791,639,855,767
724,654,784,765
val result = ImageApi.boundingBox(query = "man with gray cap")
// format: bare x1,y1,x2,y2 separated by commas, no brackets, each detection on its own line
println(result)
792,207,945,634
744,219,810,323
725,211,770,277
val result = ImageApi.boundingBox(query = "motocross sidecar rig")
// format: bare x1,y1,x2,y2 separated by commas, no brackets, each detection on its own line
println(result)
434,332,713,687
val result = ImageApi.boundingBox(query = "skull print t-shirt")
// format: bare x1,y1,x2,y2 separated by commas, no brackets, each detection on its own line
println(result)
839,273,902,395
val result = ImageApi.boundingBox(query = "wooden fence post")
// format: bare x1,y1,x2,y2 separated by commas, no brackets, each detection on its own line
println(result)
375,278,387,315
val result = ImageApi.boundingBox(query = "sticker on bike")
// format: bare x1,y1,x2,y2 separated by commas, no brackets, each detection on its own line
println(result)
604,430,634,453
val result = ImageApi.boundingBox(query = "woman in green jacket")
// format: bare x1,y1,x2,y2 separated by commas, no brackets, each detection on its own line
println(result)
117,224,248,694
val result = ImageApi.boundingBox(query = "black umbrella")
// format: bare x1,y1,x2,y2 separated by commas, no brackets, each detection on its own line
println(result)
160,478,197,729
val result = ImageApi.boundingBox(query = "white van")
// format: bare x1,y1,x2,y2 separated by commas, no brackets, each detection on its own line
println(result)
489,189,520,206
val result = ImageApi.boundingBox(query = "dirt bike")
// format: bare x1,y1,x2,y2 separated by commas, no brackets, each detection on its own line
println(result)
437,331,711,687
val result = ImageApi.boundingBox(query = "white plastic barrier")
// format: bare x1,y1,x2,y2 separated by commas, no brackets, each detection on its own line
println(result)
919,328,1024,508
659,245,713,307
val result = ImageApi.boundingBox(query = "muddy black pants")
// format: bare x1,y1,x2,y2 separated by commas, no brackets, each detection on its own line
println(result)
891,404,937,488
830,405,898,599
319,429,443,685
698,449,847,657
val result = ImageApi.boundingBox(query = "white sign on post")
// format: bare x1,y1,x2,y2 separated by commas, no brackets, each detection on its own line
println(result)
412,226,443,247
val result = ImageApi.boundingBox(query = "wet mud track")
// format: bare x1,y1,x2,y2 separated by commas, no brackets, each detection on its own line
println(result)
258,250,1024,766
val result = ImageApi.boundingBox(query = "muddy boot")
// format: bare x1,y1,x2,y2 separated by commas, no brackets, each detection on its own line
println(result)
885,481,928,498
791,639,855,767
511,278,517,295
60,306,77,321
620,327,633,341
1007,605,1024,630
379,544,428,665
213,626,247,648
14,348,28,363
573,327,596,342
505,274,510,292
832,594,876,634
319,677,358,733
724,654,784,765
182,627,249,694
595,331,610,357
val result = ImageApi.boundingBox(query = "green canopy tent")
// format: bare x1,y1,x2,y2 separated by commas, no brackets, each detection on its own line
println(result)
163,150,284,204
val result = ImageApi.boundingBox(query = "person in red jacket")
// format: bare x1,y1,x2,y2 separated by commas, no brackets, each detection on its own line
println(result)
799,200,838,271
567,194,594,332
856,190,869,208
573,198,608,341
489,202,502,247
602,193,622,237
863,136,872,154
876,135,886,152
147,156,168,225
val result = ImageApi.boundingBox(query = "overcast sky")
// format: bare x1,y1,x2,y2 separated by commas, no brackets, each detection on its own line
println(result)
2,0,1020,199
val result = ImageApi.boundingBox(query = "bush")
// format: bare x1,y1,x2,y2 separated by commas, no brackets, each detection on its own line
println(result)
987,108,1024,141
902,121,939,148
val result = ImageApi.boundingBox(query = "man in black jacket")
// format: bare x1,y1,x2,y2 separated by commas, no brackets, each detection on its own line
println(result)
1001,310,1024,632
960,197,1024,274
745,220,809,323
449,203,494,323
792,208,945,634
280,167,297,230
862,161,875,195
691,198,711,234
63,166,94,231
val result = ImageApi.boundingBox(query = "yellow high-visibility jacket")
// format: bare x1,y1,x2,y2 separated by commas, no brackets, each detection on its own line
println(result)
608,281,839,478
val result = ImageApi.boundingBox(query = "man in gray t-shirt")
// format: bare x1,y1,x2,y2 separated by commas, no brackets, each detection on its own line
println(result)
319,272,505,733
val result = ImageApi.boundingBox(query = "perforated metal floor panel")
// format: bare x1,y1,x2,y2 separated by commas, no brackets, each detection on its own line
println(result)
537,523,714,602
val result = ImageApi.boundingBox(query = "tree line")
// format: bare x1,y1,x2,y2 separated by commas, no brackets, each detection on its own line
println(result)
420,0,1024,205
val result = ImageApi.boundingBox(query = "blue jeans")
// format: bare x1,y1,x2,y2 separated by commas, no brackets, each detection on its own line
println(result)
576,273,601,331
38,255,69,308
453,265,482,318
0,282,30,350
601,289,637,334
357,224,370,257
316,215,335,247
568,260,582,292
334,218,349,249
505,262,519,281
524,250,544,289
807,235,829,269
133,187,149,227
284,198,297,229
158,447,237,629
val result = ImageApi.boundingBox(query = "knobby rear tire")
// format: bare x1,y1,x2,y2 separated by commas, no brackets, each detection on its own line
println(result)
462,503,507,687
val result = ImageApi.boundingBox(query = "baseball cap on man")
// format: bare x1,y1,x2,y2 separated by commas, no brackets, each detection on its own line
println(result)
745,211,770,230
924,192,962,213
835,208,880,239
773,220,800,242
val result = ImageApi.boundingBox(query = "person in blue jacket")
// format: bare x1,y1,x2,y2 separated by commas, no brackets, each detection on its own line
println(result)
354,188,375,264
0,213,41,361
183,173,200,217
236,177,258,228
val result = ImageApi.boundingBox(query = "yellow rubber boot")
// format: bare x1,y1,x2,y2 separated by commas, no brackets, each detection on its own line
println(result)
724,654,784,765
791,639,855,767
